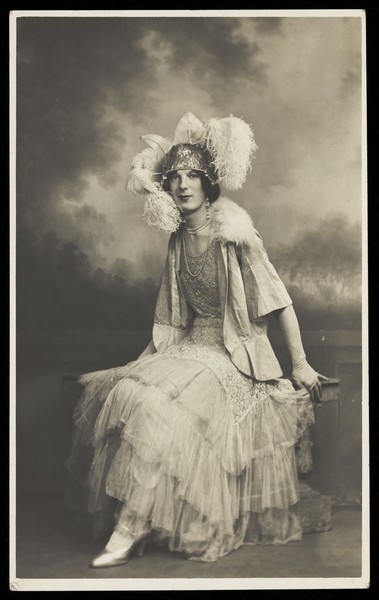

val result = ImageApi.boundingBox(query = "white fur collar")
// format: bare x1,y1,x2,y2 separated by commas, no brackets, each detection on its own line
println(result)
210,196,255,245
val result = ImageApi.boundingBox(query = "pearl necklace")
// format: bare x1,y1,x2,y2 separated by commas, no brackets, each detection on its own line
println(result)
183,223,212,278
185,219,211,236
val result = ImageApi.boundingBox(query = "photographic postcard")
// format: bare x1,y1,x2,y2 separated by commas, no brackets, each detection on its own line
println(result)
9,8,368,591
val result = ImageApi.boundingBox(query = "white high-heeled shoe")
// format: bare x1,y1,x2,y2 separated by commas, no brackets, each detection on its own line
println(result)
90,546,132,568
89,536,147,568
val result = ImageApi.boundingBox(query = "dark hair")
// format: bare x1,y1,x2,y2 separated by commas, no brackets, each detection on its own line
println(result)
163,170,220,203
199,172,220,204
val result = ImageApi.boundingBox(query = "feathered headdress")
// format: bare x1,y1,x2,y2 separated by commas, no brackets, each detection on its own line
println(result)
127,112,258,232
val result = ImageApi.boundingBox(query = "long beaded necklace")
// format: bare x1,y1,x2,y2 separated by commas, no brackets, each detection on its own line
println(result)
183,221,212,278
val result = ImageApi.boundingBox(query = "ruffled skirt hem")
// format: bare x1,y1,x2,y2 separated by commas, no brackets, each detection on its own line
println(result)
66,349,314,562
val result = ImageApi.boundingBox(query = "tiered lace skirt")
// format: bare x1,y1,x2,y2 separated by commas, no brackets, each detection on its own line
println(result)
66,318,314,562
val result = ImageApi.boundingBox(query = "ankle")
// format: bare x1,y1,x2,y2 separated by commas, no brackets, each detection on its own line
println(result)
105,530,135,553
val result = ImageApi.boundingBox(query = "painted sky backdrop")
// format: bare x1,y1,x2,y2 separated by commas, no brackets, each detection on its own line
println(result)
16,15,363,331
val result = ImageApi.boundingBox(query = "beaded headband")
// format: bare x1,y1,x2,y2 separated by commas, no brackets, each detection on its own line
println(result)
127,113,258,232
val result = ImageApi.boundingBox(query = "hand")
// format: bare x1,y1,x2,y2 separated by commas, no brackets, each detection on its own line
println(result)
292,361,329,405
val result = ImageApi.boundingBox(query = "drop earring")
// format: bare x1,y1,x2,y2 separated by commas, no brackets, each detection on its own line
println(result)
205,198,210,220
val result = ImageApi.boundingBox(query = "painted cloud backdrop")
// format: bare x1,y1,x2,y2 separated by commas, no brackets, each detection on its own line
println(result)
16,16,362,331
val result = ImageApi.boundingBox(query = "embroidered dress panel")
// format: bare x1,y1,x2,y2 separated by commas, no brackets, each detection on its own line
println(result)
179,238,222,319
163,317,308,425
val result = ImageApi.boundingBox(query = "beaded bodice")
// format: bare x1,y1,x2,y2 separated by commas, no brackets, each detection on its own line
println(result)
179,237,222,319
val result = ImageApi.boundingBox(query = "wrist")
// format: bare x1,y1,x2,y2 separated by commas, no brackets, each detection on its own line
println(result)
292,354,307,371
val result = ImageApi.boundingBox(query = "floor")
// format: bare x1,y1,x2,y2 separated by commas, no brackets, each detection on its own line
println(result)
14,493,362,583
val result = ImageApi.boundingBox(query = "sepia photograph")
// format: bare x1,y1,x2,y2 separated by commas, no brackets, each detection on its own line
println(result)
10,9,368,591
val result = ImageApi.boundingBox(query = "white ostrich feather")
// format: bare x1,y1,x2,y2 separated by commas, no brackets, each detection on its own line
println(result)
128,143,182,232
206,116,258,190
128,143,167,195
140,134,172,160
173,112,206,145
143,190,182,233
130,147,159,171
127,164,158,195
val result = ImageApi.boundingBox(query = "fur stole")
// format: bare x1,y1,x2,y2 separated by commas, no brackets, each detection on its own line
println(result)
210,196,255,245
